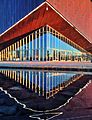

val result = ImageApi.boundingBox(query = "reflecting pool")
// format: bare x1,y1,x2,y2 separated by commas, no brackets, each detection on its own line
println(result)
0,69,92,119
0,69,82,99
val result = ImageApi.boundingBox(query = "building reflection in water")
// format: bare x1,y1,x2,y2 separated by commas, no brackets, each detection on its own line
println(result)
0,69,83,99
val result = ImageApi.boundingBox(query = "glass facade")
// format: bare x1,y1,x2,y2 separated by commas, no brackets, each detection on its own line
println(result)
0,69,82,99
0,25,91,62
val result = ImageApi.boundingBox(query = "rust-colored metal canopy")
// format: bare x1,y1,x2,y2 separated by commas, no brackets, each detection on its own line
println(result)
0,2,92,53
47,0,92,43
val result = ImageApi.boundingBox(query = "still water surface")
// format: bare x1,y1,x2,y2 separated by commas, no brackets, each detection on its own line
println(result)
0,69,92,119
0,69,82,99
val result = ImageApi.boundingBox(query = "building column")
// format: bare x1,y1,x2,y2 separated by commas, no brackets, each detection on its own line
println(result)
42,27,44,61
11,45,13,61
45,26,47,61
12,44,14,61
14,42,17,61
47,26,50,61
38,29,40,61
3,49,5,61
10,45,12,61
26,37,28,61
5,49,6,61
35,31,37,61
49,27,51,61
22,38,25,61
20,40,22,61
8,46,10,61
32,33,34,61
29,35,31,61
55,31,57,61
17,41,20,61
1,50,3,61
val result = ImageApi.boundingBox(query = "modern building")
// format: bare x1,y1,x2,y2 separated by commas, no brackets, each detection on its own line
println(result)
0,1,92,62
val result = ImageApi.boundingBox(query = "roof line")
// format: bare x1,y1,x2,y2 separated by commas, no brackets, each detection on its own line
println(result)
0,1,91,45
0,1,46,37
46,24,89,54
45,1,91,44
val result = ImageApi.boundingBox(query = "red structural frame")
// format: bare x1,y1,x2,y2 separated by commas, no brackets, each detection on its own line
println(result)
47,0,92,43
0,2,92,53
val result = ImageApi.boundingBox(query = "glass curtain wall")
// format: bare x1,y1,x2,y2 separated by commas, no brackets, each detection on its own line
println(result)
0,25,91,62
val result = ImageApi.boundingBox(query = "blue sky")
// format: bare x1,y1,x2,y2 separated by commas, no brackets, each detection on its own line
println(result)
0,0,45,34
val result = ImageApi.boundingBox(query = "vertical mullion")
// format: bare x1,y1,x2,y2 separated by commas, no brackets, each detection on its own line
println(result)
46,26,48,61
22,39,24,61
12,44,14,61
55,31,56,61
43,27,44,61
47,26,49,61
35,31,37,60
5,49,6,61
48,27,50,61
10,45,12,61
8,47,9,61
14,43,16,61
11,45,13,61
2,50,4,61
9,46,10,61
39,29,40,61
32,33,34,61
26,37,28,61
5,48,6,61
3,49,5,61
20,40,22,61
29,35,30,61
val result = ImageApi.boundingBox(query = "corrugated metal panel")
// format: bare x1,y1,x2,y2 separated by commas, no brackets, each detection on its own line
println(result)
0,0,45,34
46,0,92,42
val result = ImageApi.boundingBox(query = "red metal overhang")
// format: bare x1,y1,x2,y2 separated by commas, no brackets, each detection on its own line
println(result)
0,2,92,53
46,0,92,43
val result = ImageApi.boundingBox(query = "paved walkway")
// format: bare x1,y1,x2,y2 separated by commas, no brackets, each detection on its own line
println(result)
0,61,92,70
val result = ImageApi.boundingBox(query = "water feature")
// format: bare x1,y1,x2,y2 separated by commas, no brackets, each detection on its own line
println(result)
0,69,92,119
